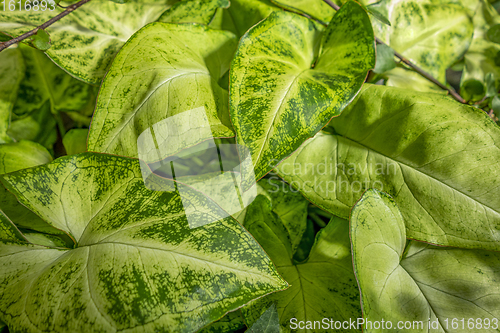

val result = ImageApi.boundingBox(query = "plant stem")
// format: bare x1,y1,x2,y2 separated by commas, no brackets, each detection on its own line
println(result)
322,0,466,104
0,0,92,53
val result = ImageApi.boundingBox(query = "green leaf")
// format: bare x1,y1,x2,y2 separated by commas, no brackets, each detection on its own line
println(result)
0,210,25,243
366,4,390,26
7,101,57,149
240,196,360,331
0,140,52,174
200,311,246,333
209,0,281,37
351,189,500,332
246,304,279,333
373,44,396,74
63,128,88,155
291,218,315,263
270,0,335,23
31,28,51,51
0,140,63,236
0,0,179,84
383,67,446,93
88,23,236,160
370,0,473,83
158,0,230,25
230,2,375,188
487,23,500,44
0,153,288,332
462,0,500,101
0,46,24,144
277,84,500,250
258,178,309,253
11,44,93,118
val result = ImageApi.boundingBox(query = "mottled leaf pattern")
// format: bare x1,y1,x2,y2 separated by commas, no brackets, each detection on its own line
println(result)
370,0,473,82
199,311,246,333
158,0,230,25
230,2,375,187
240,196,360,332
352,189,500,332
277,84,500,250
88,23,236,159
0,153,287,332
0,210,25,242
0,0,178,84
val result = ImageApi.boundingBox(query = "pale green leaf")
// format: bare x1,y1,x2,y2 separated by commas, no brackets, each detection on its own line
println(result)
158,0,230,25
366,4,391,26
200,311,246,333
270,0,336,23
277,84,500,250
351,189,500,332
461,0,500,101
383,67,447,93
0,140,52,174
240,196,360,332
88,23,236,160
371,0,473,83
246,304,279,333
230,2,375,188
0,46,24,144
0,153,288,332
0,0,178,84
63,128,88,155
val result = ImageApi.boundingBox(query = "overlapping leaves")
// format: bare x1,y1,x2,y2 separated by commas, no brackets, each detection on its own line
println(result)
230,1,375,188
352,189,500,332
0,153,287,332
278,84,500,250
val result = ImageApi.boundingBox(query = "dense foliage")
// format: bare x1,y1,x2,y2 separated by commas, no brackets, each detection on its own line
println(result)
0,0,500,332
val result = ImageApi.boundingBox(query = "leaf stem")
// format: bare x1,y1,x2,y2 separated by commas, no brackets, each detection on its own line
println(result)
322,0,466,104
0,0,92,53
309,212,327,228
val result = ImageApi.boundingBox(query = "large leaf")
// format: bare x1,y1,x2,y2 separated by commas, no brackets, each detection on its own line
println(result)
0,153,288,332
240,195,360,332
0,46,24,144
461,0,500,101
351,189,500,332
277,84,500,250
0,0,178,84
88,23,236,160
370,0,473,83
230,1,375,188
158,0,230,25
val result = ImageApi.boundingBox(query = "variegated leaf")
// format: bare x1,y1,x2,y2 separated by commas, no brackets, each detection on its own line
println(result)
158,0,230,25
351,189,500,332
230,1,375,188
0,153,288,332
240,195,360,332
0,0,178,84
88,23,236,160
277,84,500,251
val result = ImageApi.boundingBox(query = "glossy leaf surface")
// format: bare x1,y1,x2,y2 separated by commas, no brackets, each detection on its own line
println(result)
277,84,500,250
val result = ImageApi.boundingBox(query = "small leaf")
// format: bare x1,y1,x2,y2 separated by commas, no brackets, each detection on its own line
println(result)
461,78,486,101
351,189,500,332
485,72,498,97
492,95,500,114
373,44,396,74
246,304,280,333
63,128,88,155
270,0,335,23
366,4,391,26
31,28,51,51
487,23,500,43
158,0,230,25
